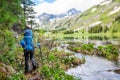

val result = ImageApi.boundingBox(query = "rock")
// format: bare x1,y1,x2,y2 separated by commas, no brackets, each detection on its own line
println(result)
105,41,112,44
108,69,120,74
1,63,7,73
0,63,7,80
6,65,16,74
113,69,120,74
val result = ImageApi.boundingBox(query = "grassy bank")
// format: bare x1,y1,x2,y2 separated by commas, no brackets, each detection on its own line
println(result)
67,42,119,61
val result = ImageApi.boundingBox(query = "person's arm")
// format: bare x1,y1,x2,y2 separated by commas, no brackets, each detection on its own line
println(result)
20,39,25,48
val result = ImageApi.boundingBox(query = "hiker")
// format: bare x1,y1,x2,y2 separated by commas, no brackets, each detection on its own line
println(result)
20,26,37,73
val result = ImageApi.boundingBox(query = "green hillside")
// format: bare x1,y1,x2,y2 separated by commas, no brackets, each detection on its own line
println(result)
48,0,120,34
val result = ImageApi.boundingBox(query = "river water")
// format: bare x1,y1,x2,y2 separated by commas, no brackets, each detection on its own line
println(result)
54,35,120,80
66,54,120,80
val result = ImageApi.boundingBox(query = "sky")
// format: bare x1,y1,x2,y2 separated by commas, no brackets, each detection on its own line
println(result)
33,0,105,15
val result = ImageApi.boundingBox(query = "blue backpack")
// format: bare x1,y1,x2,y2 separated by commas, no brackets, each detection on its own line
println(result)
23,30,34,51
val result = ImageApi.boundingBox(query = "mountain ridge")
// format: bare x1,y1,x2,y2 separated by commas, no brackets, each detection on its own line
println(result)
37,8,81,27
44,0,120,33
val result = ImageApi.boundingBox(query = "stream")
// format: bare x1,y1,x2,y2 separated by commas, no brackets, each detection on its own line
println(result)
54,36,120,80
66,53,120,80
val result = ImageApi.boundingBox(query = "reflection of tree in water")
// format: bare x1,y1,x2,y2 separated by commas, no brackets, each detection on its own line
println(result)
104,36,109,40
88,36,109,40
64,37,74,39
82,36,84,40
112,36,119,39
89,36,102,40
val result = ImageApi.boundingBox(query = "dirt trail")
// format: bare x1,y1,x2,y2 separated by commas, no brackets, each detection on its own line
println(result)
18,52,42,80
25,70,42,80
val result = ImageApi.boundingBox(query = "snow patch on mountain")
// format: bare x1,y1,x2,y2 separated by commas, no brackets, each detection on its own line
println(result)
100,0,112,5
89,21,102,27
108,6,120,16
91,8,97,12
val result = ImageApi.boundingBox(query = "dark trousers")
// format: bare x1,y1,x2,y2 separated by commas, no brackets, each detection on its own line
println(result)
24,50,36,72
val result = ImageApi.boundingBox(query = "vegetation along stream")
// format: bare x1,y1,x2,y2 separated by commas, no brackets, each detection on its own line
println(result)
54,35,120,80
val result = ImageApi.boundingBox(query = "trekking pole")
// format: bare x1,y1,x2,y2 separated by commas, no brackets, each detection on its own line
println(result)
38,43,43,63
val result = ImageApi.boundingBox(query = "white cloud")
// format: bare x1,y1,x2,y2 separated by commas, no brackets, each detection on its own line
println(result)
39,0,44,3
34,0,105,15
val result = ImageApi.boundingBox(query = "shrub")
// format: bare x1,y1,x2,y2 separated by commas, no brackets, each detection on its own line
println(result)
88,25,103,33
110,21,120,33
81,44,94,52
0,30,16,64
64,30,74,34
98,44,119,60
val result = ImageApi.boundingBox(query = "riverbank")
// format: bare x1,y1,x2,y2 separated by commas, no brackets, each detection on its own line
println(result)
67,41,120,61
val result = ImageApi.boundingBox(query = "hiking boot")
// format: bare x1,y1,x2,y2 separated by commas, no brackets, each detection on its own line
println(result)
33,65,36,71
24,70,29,75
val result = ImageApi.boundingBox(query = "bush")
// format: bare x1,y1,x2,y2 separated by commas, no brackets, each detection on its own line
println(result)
64,30,74,34
88,25,109,33
88,25,103,33
98,44,119,60
103,26,109,33
110,21,120,33
81,44,94,52
0,30,16,63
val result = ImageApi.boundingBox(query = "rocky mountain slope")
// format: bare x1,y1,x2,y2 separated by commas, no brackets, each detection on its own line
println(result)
36,8,81,29
42,0,120,33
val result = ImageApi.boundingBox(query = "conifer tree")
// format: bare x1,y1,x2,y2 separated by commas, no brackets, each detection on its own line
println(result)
21,0,36,29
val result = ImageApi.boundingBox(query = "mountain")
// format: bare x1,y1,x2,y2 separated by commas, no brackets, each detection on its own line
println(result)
44,0,120,32
38,12,56,23
67,8,81,16
37,8,81,26
56,8,81,18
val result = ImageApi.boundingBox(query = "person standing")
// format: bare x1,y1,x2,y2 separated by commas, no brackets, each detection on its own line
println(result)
20,26,36,74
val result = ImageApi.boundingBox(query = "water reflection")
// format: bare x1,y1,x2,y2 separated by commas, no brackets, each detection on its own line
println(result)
64,37,74,39
63,35,120,43
88,36,109,40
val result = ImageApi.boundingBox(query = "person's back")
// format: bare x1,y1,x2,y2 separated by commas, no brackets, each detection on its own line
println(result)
20,28,36,74
24,29,34,51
